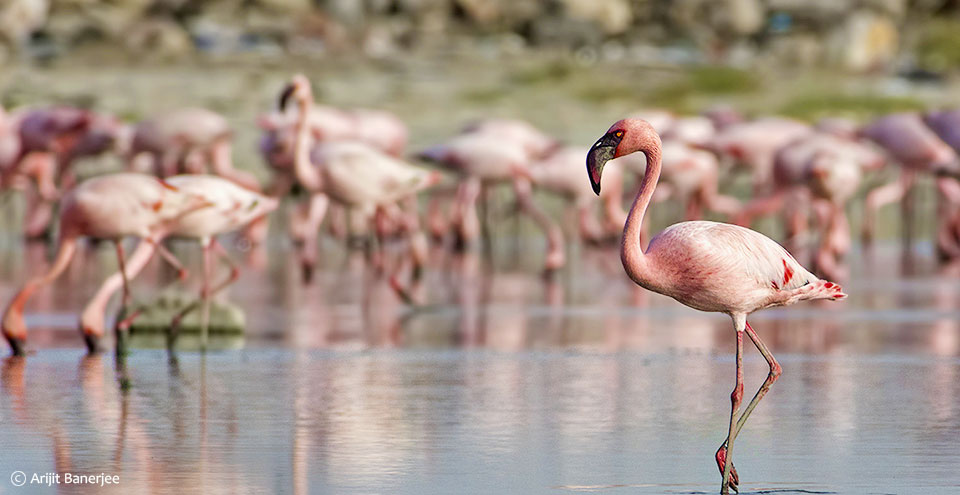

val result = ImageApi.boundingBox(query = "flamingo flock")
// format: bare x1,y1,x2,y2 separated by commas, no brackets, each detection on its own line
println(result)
4,72,960,493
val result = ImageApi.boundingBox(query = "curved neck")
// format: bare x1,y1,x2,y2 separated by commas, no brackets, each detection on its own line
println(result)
292,98,322,191
621,146,661,286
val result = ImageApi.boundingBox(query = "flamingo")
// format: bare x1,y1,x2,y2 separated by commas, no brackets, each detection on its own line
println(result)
418,131,566,271
280,74,438,283
586,118,846,493
527,145,626,244
707,117,812,193
859,113,960,249
1,173,211,355
79,175,278,347
736,132,884,257
127,108,260,191
1,106,124,239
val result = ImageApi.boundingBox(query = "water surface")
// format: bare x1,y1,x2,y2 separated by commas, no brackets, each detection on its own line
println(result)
1,240,959,494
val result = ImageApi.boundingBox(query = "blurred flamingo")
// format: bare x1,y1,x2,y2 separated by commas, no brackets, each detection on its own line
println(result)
586,118,846,493
418,131,566,272
1,173,211,355
127,108,260,191
280,74,438,286
79,175,277,347
859,113,960,250
527,145,626,244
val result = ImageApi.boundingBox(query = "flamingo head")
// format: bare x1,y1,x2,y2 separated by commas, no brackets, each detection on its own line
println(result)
279,74,312,112
587,118,659,195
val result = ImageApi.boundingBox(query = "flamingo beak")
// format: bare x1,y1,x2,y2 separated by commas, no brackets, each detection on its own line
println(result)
279,83,297,111
586,132,621,196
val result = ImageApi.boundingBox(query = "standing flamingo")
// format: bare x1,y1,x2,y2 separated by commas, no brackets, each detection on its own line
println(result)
586,118,846,493
127,108,260,191
859,113,960,249
280,74,438,283
1,173,211,355
79,175,278,347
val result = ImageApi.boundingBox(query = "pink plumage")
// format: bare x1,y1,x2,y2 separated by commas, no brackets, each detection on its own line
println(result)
586,117,845,494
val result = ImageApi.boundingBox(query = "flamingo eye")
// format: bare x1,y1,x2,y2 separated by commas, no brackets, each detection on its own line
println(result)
614,130,623,138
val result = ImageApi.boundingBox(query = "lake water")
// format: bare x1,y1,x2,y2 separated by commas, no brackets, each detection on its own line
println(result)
1,238,959,494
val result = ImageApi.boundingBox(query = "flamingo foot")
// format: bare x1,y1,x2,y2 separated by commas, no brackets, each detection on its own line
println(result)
301,261,314,285
83,333,102,354
715,445,740,493
7,337,25,357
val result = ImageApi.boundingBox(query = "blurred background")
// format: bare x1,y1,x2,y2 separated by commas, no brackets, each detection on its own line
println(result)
1,2,960,494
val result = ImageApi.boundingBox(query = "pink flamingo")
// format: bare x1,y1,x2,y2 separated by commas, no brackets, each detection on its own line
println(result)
859,113,960,248
418,131,566,271
922,109,960,258
1,107,124,239
127,108,260,191
707,117,812,193
736,133,884,256
280,74,438,283
461,118,561,160
527,145,626,243
1,173,211,355
586,118,846,493
79,175,278,347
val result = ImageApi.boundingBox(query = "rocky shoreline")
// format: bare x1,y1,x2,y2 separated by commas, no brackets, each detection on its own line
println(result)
1,1,957,73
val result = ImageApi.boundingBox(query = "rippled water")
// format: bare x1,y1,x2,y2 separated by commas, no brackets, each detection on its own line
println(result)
1,238,959,494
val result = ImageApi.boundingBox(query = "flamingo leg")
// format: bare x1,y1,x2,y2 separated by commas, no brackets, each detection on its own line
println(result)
298,193,329,283
719,328,744,494
114,241,132,308
862,172,912,245
146,239,189,280
734,321,782,437
452,177,482,250
206,238,240,297
512,176,565,272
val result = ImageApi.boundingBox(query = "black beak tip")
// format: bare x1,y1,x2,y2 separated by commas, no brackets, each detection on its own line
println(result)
591,181,601,196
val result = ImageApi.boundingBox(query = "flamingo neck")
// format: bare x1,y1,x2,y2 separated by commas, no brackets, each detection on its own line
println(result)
621,146,661,287
292,98,322,192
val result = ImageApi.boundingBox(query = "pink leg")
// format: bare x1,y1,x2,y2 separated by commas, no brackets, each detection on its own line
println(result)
578,203,606,244
862,172,912,244
718,327,744,494
512,176,565,272
452,177,482,249
114,241,132,307
734,322,783,437
23,193,55,240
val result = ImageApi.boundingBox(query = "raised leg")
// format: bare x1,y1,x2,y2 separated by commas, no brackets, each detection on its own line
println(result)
734,321,783,437
148,239,189,280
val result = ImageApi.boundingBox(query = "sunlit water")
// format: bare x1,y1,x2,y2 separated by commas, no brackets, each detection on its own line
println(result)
1,237,959,494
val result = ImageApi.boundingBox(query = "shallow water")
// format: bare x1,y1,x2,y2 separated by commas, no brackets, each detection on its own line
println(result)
1,239,959,494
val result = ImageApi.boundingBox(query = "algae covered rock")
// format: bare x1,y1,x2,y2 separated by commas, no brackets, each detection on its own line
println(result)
120,291,246,336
